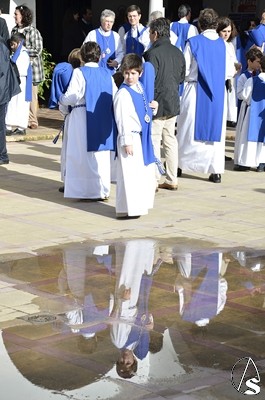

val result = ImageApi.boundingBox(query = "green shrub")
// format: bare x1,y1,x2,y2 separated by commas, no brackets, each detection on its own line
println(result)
38,48,55,101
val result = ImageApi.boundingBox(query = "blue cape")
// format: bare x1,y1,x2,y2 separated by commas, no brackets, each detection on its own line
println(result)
139,61,155,102
171,21,190,51
248,76,265,142
80,66,117,151
189,35,225,142
48,62,73,109
95,29,116,74
126,27,146,55
248,24,265,47
120,82,155,166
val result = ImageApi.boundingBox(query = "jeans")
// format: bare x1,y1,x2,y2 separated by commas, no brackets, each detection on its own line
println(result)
0,103,8,161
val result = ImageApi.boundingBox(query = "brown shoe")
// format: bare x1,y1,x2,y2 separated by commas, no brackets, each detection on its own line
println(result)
29,123,38,129
158,182,178,190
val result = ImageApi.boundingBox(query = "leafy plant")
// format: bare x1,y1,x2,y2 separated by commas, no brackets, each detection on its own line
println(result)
38,48,55,101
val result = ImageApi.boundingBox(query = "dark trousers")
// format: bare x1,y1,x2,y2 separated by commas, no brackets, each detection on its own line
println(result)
0,103,8,160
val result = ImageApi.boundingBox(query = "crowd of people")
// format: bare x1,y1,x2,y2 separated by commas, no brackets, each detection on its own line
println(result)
2,3,265,219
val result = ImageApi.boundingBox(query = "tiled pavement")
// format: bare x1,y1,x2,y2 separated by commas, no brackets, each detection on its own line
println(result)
1,108,265,400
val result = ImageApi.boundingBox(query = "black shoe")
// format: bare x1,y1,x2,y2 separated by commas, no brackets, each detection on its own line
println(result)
177,168,182,177
257,163,265,172
0,158,9,165
225,156,232,161
6,129,12,136
233,165,250,171
227,121,237,128
58,186,64,193
209,173,221,183
13,128,26,135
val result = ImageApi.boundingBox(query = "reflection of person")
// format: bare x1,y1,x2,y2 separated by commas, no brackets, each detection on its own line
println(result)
0,36,21,165
114,54,157,218
5,32,32,136
177,8,226,184
175,252,228,327
84,9,124,75
59,42,117,200
111,239,159,378
11,5,44,130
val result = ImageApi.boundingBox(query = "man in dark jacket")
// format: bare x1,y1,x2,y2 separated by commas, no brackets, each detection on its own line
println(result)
0,37,21,164
143,17,185,190
0,16,9,44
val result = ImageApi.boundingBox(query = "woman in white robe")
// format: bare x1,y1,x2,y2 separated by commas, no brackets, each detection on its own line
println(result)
59,43,117,200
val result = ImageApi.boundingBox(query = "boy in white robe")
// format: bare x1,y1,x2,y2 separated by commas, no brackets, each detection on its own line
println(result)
113,54,158,218
6,33,32,136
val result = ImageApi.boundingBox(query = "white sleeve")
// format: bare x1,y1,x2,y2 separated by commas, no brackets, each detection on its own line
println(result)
183,42,194,78
241,77,254,105
187,24,199,39
16,50,30,77
59,68,85,106
114,88,141,147
83,29,96,44
237,74,247,99
114,32,124,64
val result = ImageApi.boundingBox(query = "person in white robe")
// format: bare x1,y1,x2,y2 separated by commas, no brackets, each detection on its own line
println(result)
217,17,241,127
177,8,227,184
120,5,146,56
233,57,265,171
113,54,157,218
234,47,263,170
5,33,32,135
83,9,123,75
59,41,117,200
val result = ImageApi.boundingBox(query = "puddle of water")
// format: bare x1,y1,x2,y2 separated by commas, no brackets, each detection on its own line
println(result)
0,238,265,399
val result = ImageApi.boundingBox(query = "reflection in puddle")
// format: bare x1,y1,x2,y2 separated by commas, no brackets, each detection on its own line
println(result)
0,239,265,399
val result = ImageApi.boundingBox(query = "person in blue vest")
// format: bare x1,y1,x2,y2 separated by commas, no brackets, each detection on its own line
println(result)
83,9,124,75
170,4,198,52
233,55,265,172
5,32,32,136
113,54,158,218
59,41,117,200
122,5,146,56
234,47,263,171
248,10,265,53
177,8,226,184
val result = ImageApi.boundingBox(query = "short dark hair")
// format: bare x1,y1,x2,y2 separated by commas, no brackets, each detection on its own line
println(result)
116,356,138,379
178,4,191,19
15,5,33,27
245,47,263,62
260,55,265,72
127,5,141,15
120,53,143,74
149,17,170,38
10,32,26,43
198,8,219,31
80,42,101,63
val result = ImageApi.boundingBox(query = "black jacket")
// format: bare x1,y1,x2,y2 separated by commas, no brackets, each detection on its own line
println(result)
143,37,185,118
